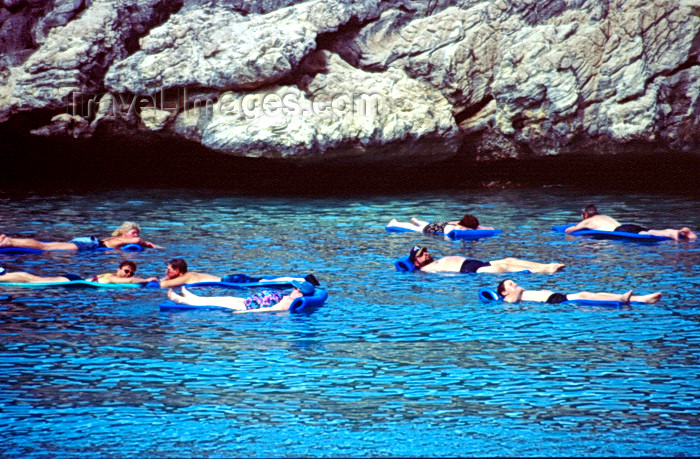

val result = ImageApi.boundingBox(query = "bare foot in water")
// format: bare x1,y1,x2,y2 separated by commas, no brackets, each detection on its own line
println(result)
621,290,633,303
167,289,185,304
637,292,663,303
180,286,196,298
0,234,10,247
545,263,566,274
678,227,697,240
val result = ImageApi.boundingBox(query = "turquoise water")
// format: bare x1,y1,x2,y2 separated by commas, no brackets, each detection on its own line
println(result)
0,187,699,456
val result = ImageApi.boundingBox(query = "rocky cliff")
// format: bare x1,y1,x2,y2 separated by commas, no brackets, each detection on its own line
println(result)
1,0,699,167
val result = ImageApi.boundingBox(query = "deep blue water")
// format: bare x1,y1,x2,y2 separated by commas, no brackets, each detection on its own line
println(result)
0,187,699,456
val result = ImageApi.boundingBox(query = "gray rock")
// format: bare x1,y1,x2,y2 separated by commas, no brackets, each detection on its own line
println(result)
173,51,460,164
0,0,698,164
32,0,85,45
0,0,181,121
105,0,379,94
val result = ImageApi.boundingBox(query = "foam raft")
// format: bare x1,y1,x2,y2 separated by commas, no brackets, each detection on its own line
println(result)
0,277,303,290
385,225,502,241
477,288,645,307
183,280,298,289
0,243,144,255
159,288,328,313
552,224,670,241
0,280,146,289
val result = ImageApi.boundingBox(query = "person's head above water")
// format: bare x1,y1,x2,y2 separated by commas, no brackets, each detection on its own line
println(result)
117,260,137,278
166,258,188,278
409,245,434,267
458,214,480,229
580,204,598,219
497,279,519,297
112,221,141,237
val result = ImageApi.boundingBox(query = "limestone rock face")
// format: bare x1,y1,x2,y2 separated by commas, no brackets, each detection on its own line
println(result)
104,0,380,94
174,51,460,164
0,0,181,122
0,0,698,164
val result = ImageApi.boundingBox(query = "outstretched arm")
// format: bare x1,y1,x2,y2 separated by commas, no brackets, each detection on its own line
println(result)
99,275,158,284
139,239,165,249
564,222,587,233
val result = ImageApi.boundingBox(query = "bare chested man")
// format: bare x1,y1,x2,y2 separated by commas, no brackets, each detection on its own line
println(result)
496,279,662,304
565,205,696,241
408,246,565,274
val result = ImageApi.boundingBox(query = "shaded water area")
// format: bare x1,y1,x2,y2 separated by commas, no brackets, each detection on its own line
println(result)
0,182,698,456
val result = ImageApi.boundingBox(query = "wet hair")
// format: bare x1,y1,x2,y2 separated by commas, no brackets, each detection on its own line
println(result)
458,214,480,229
497,279,509,297
119,260,137,272
112,221,141,237
581,204,598,217
168,258,188,273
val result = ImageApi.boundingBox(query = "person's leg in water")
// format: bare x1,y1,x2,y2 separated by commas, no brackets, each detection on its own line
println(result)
168,287,247,310
482,257,566,274
643,227,697,241
386,218,428,231
0,234,79,250
0,271,72,283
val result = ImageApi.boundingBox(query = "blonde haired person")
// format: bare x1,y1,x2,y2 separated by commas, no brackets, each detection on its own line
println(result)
0,221,163,251
112,222,141,237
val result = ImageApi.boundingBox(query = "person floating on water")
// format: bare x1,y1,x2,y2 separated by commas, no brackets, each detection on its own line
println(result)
565,204,697,241
388,213,495,234
157,258,320,288
0,261,156,284
167,280,317,313
496,279,662,304
407,246,565,274
0,221,164,251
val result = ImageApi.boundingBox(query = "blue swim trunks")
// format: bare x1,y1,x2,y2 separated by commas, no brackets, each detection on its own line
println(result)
69,236,100,251
244,290,284,310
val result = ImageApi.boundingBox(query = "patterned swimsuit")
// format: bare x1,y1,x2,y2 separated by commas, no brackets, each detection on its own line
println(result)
244,290,284,310
422,221,448,234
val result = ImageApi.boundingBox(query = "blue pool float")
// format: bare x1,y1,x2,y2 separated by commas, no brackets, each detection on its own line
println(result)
552,224,670,241
385,225,501,241
0,280,146,289
394,256,418,272
159,287,328,312
0,243,144,255
0,278,298,290
478,287,644,307
183,280,299,289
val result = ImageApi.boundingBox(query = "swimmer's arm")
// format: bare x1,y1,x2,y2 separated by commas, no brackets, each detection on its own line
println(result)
259,276,303,282
564,222,587,233
158,276,188,288
135,238,164,249
477,225,495,230
98,275,158,284
127,276,159,284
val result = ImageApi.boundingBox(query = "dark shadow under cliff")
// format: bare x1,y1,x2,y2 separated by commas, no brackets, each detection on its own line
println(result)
1,133,698,197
